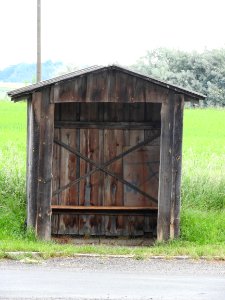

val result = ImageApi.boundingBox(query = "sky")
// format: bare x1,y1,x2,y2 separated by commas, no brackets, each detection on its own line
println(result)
1,0,225,70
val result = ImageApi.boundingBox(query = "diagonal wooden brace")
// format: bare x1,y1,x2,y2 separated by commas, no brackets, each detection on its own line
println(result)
53,132,160,204
53,132,159,197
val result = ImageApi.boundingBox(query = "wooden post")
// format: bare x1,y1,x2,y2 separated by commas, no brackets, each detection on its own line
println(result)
26,94,41,228
170,94,184,239
36,88,54,240
157,93,175,241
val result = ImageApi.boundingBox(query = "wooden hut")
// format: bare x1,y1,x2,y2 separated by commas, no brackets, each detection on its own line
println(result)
8,65,205,241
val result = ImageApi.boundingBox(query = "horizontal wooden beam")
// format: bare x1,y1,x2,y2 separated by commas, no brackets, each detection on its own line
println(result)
55,121,161,130
51,205,158,216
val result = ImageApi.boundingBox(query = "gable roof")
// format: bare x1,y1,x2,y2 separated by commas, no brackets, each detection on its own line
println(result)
8,64,206,101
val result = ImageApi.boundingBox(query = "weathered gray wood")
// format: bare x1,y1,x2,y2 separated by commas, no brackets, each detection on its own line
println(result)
51,128,60,235
53,131,160,196
170,94,184,239
52,70,169,103
157,93,175,241
36,88,55,240
54,121,160,129
54,138,158,203
26,93,41,228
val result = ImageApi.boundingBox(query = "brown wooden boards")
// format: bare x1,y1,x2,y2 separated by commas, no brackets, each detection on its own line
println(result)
157,93,185,241
104,129,124,236
26,94,41,228
123,146,159,207
51,128,60,234
19,65,195,241
36,88,54,240
79,128,103,235
52,70,168,103
170,95,184,239
157,93,175,241
51,102,161,237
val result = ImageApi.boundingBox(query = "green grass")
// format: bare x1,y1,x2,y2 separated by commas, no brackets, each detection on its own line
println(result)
0,101,224,259
182,109,225,211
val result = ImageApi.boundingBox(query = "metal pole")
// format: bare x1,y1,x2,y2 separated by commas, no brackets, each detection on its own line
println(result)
37,0,41,82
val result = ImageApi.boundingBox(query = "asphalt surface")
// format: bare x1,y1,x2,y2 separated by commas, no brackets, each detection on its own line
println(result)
0,257,225,299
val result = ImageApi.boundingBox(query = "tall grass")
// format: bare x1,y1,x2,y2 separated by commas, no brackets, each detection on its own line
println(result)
182,109,225,211
0,101,26,239
181,108,225,244
0,101,224,248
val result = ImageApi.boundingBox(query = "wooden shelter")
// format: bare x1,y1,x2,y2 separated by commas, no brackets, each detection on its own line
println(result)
8,65,205,241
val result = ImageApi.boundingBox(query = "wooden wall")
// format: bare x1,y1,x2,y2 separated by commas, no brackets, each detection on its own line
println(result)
51,70,169,104
51,102,161,236
25,70,185,241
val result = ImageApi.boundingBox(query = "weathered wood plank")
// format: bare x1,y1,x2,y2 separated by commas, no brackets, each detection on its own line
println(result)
53,76,87,103
57,101,79,234
26,94,41,228
51,205,157,215
58,128,79,234
55,121,160,129
51,128,60,234
36,88,54,240
86,71,108,102
125,130,145,236
123,145,159,207
170,94,184,239
104,129,124,236
52,70,169,103
115,71,136,102
79,103,103,235
157,93,175,241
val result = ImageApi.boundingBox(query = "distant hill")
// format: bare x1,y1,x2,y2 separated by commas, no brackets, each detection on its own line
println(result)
0,61,63,83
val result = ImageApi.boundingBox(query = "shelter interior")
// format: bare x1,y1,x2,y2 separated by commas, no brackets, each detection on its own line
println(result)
51,102,161,237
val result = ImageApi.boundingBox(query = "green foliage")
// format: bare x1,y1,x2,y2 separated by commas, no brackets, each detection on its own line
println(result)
132,48,225,106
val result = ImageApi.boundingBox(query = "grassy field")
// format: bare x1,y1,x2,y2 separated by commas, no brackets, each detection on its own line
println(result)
0,101,224,259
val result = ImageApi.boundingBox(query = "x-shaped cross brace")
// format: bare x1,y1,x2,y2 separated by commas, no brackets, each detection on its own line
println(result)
53,131,160,204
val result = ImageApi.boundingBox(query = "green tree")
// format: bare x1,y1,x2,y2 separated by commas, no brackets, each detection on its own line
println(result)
132,48,225,106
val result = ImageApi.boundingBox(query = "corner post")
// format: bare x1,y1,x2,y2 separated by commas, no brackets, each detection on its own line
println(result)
170,94,184,238
157,92,175,241
36,88,54,240
27,93,41,228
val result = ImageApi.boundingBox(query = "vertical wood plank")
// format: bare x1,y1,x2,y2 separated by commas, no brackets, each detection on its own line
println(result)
89,129,102,235
170,95,184,239
26,94,41,228
36,88,54,240
58,128,79,234
126,130,145,236
51,103,61,234
104,129,124,236
79,104,103,235
51,128,60,234
57,103,79,234
123,145,159,207
157,93,175,241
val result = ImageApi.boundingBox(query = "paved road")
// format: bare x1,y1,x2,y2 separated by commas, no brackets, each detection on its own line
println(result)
0,257,224,299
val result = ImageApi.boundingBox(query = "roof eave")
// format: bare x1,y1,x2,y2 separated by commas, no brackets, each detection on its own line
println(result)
8,64,206,101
